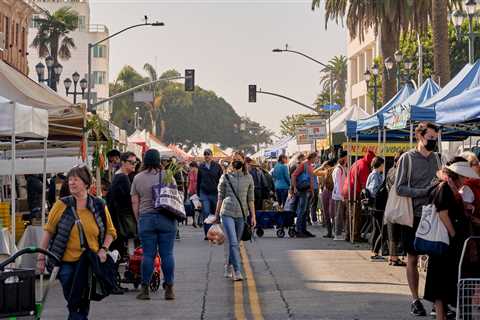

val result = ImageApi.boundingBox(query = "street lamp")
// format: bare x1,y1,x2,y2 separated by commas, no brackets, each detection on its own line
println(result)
35,56,62,91
87,17,165,113
365,64,379,112
452,1,480,64
63,72,88,104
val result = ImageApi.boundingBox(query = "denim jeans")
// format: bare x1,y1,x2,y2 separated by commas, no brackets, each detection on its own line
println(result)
138,212,177,285
296,191,310,233
276,189,289,208
310,189,319,223
58,262,90,320
200,192,218,236
222,215,245,273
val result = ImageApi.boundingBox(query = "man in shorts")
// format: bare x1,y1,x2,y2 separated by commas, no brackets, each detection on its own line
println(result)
395,122,442,316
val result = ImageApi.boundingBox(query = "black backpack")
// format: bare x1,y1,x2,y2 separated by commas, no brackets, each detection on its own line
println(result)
374,180,389,211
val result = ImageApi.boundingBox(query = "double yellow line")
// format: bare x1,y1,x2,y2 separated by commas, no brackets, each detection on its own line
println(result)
233,244,264,320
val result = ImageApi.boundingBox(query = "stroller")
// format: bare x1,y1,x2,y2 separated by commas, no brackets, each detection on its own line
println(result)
119,247,161,292
0,247,60,319
456,236,480,319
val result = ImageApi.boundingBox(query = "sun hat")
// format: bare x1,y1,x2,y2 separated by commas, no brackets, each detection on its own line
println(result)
446,161,480,179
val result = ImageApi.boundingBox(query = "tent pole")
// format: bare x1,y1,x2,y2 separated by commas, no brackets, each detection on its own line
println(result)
346,137,352,244
352,134,359,244
383,127,387,180
40,137,47,297
10,103,16,254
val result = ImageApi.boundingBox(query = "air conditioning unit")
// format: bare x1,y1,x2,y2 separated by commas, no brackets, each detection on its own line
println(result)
0,32,5,51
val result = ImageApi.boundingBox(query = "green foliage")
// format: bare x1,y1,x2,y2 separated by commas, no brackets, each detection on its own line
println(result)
110,66,272,151
280,114,310,137
30,6,79,62
318,55,347,107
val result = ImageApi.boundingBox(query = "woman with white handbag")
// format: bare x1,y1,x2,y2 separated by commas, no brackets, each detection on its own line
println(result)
423,158,479,320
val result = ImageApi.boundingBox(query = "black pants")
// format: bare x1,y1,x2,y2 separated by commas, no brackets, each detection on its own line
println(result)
369,209,388,255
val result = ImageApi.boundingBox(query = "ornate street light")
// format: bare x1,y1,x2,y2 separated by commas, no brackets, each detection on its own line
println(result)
35,56,62,91
63,71,88,104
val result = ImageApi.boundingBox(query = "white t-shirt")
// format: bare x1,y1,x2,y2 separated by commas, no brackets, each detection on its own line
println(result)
332,164,347,201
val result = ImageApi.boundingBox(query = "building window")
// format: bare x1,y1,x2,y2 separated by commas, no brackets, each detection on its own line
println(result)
31,15,41,29
76,16,86,31
93,45,107,58
15,23,19,45
93,71,106,85
5,17,9,48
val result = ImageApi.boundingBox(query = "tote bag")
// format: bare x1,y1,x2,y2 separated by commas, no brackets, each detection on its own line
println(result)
384,153,414,227
414,199,449,256
152,172,187,221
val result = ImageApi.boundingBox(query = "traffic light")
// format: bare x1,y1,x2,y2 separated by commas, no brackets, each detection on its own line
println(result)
248,85,257,102
185,69,195,91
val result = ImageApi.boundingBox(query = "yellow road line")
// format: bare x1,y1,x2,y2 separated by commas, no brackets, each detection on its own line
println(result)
240,244,264,320
234,279,246,320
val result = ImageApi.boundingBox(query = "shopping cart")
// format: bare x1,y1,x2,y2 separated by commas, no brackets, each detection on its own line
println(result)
456,236,480,320
0,247,60,319
254,210,296,238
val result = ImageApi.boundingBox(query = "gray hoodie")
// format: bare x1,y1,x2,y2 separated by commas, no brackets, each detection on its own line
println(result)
395,149,442,216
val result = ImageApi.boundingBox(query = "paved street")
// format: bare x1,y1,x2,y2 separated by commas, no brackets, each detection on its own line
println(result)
42,224,425,320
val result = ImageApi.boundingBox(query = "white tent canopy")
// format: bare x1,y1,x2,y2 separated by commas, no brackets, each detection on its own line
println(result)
329,105,369,134
0,101,48,139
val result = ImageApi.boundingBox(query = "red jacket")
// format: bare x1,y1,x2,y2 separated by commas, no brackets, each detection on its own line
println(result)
464,178,480,218
342,150,376,199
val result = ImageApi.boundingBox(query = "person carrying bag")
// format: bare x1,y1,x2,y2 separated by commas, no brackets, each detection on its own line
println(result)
214,151,256,282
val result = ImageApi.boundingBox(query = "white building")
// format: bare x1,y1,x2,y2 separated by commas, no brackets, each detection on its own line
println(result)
346,29,379,115
28,0,110,119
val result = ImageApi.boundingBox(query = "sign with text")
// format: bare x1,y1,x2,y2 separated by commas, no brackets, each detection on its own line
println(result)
304,119,327,140
295,126,311,145
343,141,411,157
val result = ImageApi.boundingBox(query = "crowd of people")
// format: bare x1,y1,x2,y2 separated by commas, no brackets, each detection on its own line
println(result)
28,121,480,320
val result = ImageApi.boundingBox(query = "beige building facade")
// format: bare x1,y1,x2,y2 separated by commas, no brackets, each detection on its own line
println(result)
0,0,37,75
346,29,379,115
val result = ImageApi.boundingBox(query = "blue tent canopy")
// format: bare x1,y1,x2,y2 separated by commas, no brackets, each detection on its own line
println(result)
435,86,480,125
414,60,480,110
355,84,415,133
383,78,440,129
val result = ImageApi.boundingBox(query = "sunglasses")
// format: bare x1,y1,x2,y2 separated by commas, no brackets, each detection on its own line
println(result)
126,160,138,165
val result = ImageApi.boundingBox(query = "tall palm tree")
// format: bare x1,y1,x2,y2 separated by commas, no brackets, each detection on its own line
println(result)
319,55,347,105
143,63,164,136
432,0,452,86
30,6,79,63
313,1,432,104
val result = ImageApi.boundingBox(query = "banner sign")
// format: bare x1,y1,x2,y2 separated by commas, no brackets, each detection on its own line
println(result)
295,126,311,145
343,141,411,157
386,104,410,130
321,104,342,112
304,119,327,140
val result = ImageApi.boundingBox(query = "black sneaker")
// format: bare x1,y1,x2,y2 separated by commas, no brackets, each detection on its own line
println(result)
411,300,427,317
305,231,316,238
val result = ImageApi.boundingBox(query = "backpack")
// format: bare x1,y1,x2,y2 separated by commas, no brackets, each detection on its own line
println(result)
325,167,335,192
374,179,389,211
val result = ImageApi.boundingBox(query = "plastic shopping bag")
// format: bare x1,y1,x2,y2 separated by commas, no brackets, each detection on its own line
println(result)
204,214,217,224
207,224,225,245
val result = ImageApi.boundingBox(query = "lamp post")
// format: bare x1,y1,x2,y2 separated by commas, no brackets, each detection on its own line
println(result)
364,63,379,112
63,72,88,104
452,0,480,64
87,17,165,113
35,56,63,91
384,52,415,90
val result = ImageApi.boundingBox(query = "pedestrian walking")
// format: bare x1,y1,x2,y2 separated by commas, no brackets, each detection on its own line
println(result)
332,151,348,241
131,149,177,301
315,160,335,237
215,151,256,281
37,165,117,320
395,122,442,317
188,161,199,227
272,154,290,208
366,157,386,261
291,152,318,238
197,149,223,239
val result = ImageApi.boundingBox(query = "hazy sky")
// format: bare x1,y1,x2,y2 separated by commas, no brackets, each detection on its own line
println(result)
89,0,346,134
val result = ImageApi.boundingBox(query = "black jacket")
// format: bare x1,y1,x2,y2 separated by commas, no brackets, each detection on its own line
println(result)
106,172,137,239
197,161,223,195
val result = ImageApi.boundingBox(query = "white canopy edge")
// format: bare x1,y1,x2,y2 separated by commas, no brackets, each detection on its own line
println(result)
0,102,48,138
0,157,83,175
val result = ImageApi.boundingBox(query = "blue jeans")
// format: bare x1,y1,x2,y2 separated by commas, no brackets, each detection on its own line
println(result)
276,189,289,208
296,191,310,233
138,212,177,285
222,215,245,273
200,192,218,235
58,262,89,320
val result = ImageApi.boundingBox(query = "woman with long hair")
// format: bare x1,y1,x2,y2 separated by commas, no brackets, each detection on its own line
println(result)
131,149,177,300
214,151,256,281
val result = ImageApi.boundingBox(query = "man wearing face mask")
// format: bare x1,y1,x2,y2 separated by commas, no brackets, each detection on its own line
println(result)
395,122,442,317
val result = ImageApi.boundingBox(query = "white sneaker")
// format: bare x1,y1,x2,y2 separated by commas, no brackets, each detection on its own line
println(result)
333,235,345,241
233,271,244,281
224,265,233,278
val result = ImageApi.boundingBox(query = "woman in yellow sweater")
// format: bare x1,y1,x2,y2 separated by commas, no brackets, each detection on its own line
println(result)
37,165,117,320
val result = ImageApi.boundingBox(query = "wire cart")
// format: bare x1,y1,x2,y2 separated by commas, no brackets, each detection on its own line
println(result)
457,236,480,320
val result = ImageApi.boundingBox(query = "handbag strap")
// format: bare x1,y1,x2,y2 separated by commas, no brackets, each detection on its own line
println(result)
407,152,412,188
70,204,89,250
225,174,247,220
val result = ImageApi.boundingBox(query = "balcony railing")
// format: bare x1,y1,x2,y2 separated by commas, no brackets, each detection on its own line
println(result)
89,24,109,34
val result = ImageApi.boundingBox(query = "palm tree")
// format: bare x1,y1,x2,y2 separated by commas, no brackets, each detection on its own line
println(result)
30,6,79,63
313,1,433,104
431,0,452,86
319,55,347,106
143,63,163,136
